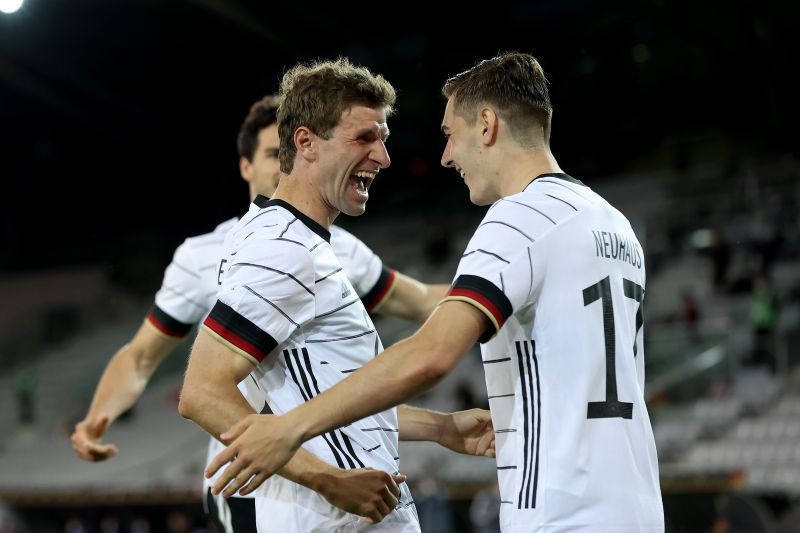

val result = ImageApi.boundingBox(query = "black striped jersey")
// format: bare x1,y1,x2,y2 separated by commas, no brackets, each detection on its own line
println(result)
445,174,663,532
147,219,396,340
201,196,417,520
142,210,399,499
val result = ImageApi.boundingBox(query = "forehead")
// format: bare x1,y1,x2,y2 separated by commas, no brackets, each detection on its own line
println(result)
441,96,462,130
338,105,389,134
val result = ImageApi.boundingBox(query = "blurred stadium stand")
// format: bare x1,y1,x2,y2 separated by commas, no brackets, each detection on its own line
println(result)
1,154,799,531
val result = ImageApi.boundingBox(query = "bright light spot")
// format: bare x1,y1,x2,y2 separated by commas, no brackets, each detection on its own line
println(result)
0,0,23,14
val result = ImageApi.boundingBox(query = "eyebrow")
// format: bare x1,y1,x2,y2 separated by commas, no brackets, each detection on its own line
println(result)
356,126,390,142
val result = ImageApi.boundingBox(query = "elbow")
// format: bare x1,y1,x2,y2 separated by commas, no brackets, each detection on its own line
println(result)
416,362,448,388
178,384,201,421
414,346,455,388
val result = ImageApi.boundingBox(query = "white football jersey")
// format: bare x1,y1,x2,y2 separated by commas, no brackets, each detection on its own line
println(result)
143,207,398,500
202,196,418,527
445,174,663,532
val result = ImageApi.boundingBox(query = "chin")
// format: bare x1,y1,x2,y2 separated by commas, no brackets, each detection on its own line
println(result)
469,189,495,207
469,187,500,206
341,204,367,217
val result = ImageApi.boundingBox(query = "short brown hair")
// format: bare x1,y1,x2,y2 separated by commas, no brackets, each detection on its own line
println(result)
442,52,552,146
277,58,396,173
237,95,281,162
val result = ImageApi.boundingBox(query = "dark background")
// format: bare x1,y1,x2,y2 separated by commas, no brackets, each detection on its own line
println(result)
2,0,798,279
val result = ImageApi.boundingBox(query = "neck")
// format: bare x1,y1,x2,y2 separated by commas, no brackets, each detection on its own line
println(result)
499,145,562,198
271,174,338,229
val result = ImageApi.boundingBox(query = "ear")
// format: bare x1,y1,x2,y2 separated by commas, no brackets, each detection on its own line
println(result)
478,107,498,146
239,156,252,183
294,126,317,163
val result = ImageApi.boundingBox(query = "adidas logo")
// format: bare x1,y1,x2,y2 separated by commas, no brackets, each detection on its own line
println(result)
340,280,352,299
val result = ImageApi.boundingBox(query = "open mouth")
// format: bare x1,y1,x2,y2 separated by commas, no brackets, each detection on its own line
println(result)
351,170,376,195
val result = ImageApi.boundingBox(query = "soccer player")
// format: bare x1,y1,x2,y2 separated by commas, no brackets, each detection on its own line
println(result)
179,58,496,532
207,52,665,532
71,94,452,531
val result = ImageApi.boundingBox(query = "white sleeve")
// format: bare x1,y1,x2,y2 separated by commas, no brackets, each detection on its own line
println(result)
148,241,210,338
444,204,543,341
202,237,315,364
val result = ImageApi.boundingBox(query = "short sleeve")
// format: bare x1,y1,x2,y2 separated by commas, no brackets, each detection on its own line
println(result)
444,206,542,342
147,241,210,338
203,238,315,364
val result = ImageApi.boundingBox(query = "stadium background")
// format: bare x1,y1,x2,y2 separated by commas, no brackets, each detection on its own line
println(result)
1,0,799,531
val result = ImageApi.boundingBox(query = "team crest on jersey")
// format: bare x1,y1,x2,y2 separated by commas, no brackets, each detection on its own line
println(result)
341,280,352,299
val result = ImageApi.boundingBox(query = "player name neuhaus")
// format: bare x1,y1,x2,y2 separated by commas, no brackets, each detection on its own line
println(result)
591,230,642,269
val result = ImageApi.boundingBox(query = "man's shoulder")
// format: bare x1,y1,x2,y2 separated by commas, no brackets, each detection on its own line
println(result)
329,224,373,257
170,218,237,266
181,217,237,248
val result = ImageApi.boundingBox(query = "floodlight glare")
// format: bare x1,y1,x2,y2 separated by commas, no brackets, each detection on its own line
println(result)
0,0,23,14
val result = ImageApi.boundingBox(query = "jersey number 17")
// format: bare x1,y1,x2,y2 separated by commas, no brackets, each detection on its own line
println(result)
582,275,644,420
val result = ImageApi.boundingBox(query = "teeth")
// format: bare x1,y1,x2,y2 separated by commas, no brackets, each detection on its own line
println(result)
459,170,465,178
354,171,376,179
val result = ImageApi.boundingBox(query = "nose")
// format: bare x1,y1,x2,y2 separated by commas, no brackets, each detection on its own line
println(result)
441,139,453,168
371,140,391,169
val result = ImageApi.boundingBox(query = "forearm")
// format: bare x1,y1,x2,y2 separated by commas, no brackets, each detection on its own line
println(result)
182,330,348,490
86,344,153,424
397,404,447,443
283,301,484,446
287,450,346,493
418,284,451,323
86,321,180,425
287,333,445,443
186,381,344,490
379,274,449,324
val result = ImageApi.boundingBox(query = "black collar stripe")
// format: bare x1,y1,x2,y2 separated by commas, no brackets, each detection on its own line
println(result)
253,195,331,243
526,173,586,189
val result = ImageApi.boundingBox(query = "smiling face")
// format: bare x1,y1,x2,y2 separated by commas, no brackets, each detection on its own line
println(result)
314,104,391,216
440,96,500,206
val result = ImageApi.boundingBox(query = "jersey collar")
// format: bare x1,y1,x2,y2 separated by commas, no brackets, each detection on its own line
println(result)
253,195,331,243
525,172,586,189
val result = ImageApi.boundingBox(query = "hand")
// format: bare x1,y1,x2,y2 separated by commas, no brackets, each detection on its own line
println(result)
438,408,495,457
70,415,119,462
206,414,302,498
316,468,407,525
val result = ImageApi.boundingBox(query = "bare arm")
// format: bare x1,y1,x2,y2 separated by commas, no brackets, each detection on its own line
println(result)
180,329,404,523
179,328,256,437
207,300,489,493
375,273,449,324
71,320,181,461
398,404,495,457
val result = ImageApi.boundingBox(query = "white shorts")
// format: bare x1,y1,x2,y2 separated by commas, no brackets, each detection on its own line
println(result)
255,473,420,533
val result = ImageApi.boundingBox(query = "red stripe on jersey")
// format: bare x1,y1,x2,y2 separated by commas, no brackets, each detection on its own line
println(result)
203,315,267,362
368,268,397,312
146,312,188,339
448,288,507,329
